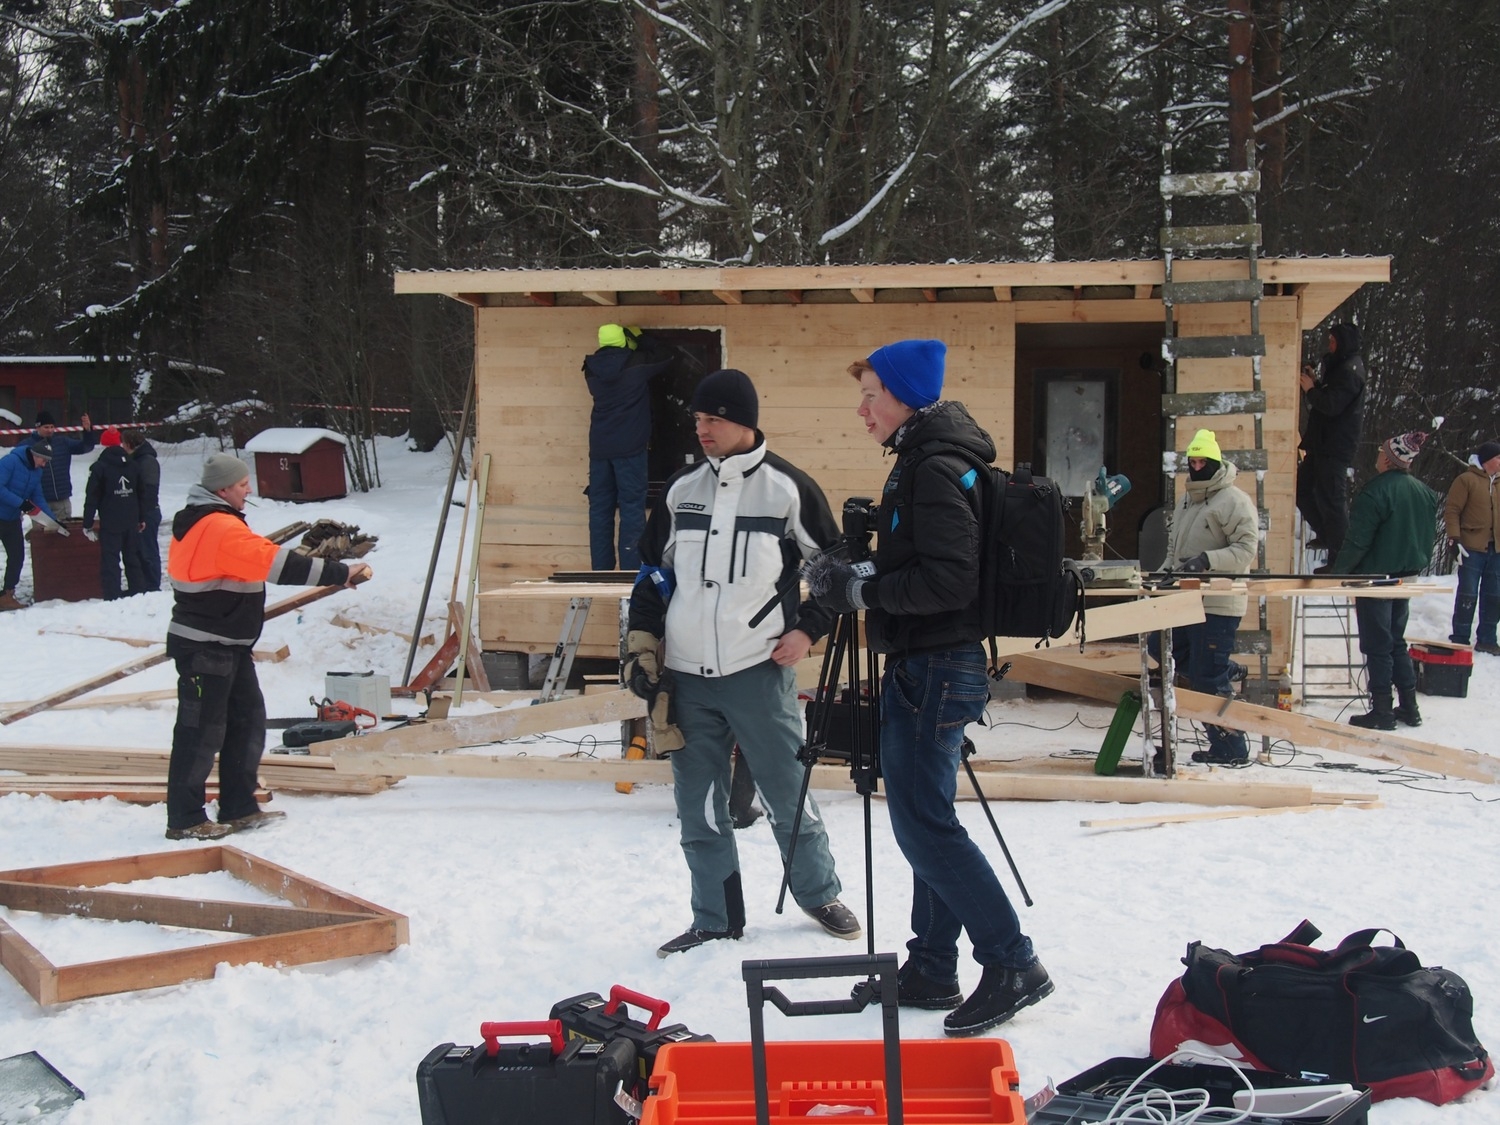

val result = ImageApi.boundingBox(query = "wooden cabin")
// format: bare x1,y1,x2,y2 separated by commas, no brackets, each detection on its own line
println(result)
244,427,348,501
395,260,1389,667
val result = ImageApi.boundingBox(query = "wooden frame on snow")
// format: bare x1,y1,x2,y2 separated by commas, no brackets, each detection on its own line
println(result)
0,846,407,1006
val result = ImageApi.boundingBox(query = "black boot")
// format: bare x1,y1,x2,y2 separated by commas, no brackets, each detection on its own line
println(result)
1349,692,1396,731
1394,688,1422,727
943,961,1054,1037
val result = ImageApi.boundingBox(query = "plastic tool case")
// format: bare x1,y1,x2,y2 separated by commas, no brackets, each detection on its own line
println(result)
416,1019,635,1125
640,953,1025,1125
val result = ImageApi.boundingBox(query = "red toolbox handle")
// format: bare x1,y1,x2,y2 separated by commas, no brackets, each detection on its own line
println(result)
606,985,672,1030
480,1019,565,1057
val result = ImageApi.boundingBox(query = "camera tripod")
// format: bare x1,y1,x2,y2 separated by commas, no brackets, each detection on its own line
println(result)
771,499,1034,960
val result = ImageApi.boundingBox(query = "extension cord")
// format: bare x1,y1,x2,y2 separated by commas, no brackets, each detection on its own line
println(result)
1232,1082,1360,1117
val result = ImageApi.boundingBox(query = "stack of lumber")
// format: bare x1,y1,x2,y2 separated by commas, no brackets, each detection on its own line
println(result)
0,744,397,799
0,777,272,804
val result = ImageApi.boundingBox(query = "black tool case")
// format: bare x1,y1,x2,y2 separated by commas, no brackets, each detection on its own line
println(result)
1028,1055,1370,1125
550,985,713,1093
416,1019,636,1125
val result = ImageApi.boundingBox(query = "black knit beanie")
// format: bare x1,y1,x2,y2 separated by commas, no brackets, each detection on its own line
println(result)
691,369,759,430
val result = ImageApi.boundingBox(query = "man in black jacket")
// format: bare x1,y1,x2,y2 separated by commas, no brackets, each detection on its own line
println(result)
121,430,162,590
810,339,1052,1038
582,324,673,570
1297,323,1367,556
81,428,145,600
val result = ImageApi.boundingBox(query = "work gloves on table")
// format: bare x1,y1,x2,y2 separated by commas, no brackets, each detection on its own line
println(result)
623,630,685,753
803,552,879,615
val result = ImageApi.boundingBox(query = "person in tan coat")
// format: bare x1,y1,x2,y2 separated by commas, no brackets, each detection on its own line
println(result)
1158,429,1260,764
1443,441,1500,654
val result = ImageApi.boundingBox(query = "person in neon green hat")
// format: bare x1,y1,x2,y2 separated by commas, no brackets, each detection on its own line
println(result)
582,324,672,570
1156,428,1259,764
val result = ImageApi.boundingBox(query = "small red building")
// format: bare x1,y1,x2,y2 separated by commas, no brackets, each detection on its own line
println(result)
244,427,348,501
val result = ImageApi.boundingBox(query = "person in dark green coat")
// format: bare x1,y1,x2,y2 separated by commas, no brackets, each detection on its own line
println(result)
1331,431,1440,729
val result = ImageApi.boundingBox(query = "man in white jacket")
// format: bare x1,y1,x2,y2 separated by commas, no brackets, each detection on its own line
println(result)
624,368,860,956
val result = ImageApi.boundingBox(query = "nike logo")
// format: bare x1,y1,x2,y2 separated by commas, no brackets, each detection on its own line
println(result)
1362,1014,1388,1023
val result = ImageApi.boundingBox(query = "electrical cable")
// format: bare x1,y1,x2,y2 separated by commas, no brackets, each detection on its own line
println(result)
1098,1047,1360,1123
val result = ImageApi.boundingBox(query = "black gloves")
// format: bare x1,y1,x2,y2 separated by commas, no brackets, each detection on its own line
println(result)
803,552,879,614
1176,552,1211,574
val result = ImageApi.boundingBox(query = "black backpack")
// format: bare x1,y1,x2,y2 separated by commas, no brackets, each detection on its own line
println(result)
900,442,1084,651
1150,920,1494,1105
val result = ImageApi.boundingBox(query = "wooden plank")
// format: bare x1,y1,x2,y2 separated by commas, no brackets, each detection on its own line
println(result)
330,612,434,647
336,689,648,758
0,848,224,888
1081,802,1378,830
0,782,269,804
0,582,359,726
0,913,56,1005
0,883,370,935
1004,653,1500,785
222,847,407,920
327,749,1350,809
50,917,402,1004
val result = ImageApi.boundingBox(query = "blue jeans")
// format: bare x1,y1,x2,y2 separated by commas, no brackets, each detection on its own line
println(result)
136,507,162,591
1148,614,1247,757
1451,544,1500,647
1354,596,1414,697
588,452,648,570
671,661,842,932
879,645,1033,981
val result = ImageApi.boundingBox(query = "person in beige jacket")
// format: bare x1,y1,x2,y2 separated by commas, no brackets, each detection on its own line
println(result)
1443,440,1500,654
1158,429,1260,764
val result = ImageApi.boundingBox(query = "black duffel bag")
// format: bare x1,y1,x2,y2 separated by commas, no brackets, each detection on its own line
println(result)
1150,919,1493,1104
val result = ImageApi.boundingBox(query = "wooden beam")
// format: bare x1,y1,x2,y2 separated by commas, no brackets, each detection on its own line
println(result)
655,289,682,304
1134,284,1155,299
333,688,647,759
713,289,744,305
0,781,269,804
1005,653,1500,785
1,582,356,725
1080,802,1380,831
922,288,938,303
581,290,617,306
326,748,1361,809
0,688,176,711
992,286,1012,301
850,288,875,303
522,291,555,307
329,612,434,647
785,290,803,304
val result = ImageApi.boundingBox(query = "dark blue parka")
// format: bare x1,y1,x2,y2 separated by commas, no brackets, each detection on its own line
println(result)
19,429,97,502
582,335,672,460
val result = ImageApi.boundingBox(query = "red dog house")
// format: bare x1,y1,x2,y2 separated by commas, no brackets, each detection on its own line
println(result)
244,428,348,501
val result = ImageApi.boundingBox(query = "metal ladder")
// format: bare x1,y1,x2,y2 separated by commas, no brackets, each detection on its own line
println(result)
1151,144,1272,768
537,597,593,703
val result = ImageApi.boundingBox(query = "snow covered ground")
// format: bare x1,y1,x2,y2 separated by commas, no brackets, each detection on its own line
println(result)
1,435,1496,1123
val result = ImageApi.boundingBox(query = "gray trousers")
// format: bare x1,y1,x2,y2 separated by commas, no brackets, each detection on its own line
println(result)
671,661,842,932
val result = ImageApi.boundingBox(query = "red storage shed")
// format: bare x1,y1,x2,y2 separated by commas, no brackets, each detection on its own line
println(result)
244,428,348,501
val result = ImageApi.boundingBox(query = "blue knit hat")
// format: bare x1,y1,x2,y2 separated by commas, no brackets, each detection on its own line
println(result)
867,339,946,409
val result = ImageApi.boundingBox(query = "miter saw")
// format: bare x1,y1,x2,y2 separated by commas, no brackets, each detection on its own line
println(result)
1078,466,1136,586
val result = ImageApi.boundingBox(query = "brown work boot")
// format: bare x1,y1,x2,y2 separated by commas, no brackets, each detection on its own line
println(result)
0,589,23,611
166,821,235,841
221,810,287,834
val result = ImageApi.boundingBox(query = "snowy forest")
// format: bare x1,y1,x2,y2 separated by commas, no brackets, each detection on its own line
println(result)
1,0,1496,485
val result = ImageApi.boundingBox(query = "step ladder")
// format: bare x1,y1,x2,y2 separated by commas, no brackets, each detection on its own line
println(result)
1152,143,1272,770
1292,518,1365,705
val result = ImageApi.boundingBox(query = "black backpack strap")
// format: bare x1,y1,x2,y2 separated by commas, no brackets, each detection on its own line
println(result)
1336,927,1405,952
1282,919,1323,947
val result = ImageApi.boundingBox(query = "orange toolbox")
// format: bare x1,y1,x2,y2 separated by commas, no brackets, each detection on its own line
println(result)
640,954,1025,1125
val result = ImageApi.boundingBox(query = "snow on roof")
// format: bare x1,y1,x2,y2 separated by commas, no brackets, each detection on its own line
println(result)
244,427,347,454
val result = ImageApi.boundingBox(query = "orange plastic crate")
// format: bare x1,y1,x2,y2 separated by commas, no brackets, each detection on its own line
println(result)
641,1039,1024,1125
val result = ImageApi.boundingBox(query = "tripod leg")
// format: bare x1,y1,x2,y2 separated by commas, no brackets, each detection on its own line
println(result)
960,752,1034,908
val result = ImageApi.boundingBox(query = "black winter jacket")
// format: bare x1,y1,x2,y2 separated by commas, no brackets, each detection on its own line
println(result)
82,447,143,533
582,335,672,460
1301,343,1366,465
864,401,994,656
132,441,161,517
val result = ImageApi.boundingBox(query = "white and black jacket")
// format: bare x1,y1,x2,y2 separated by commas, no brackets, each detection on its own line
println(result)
629,435,839,678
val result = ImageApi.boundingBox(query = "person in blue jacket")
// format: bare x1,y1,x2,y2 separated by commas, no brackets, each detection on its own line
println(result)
581,325,672,570
0,442,59,610
19,410,96,520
